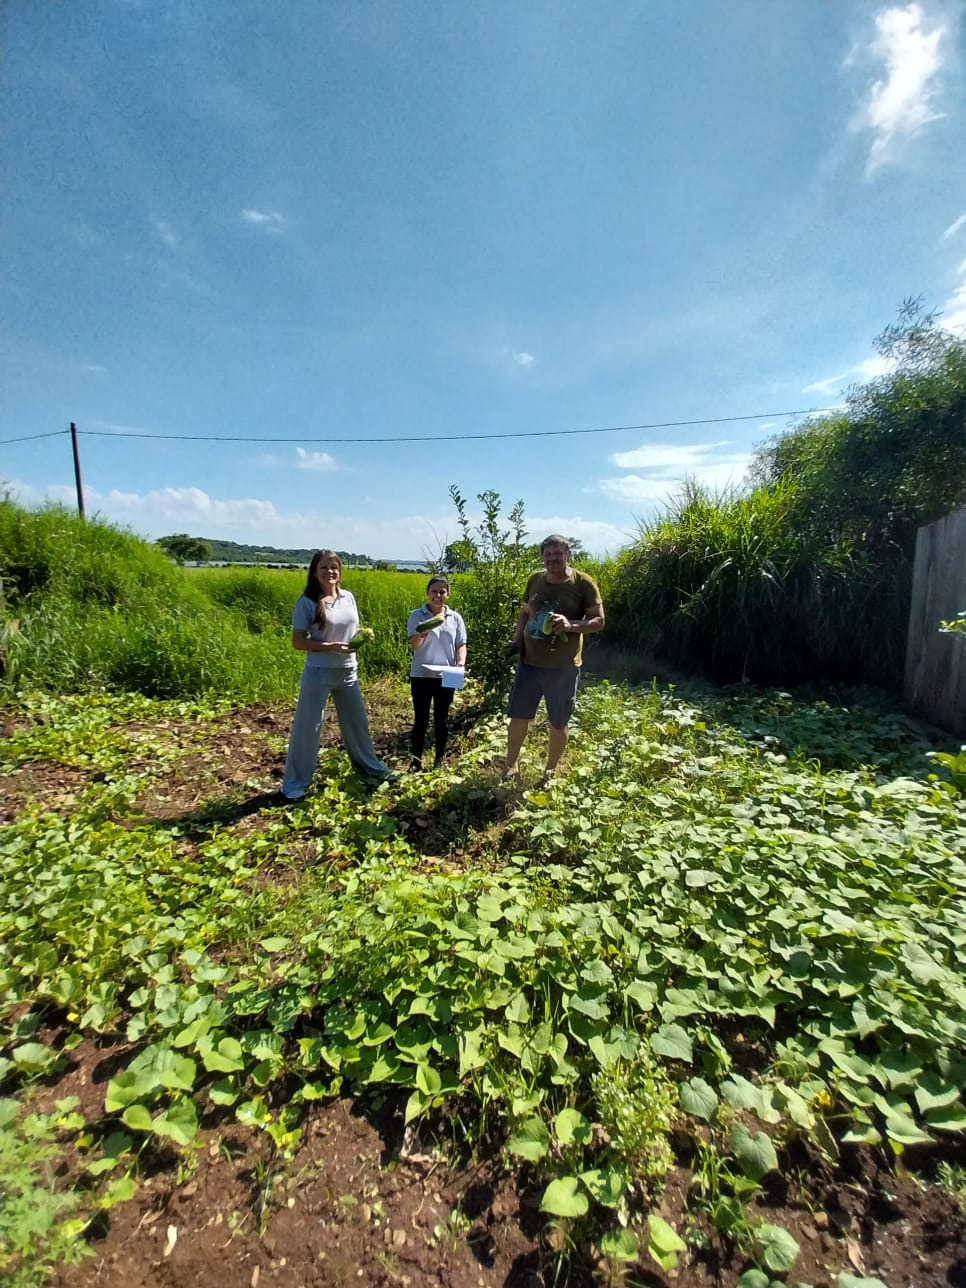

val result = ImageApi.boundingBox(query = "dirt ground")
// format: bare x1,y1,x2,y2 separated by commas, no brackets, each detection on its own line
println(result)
6,692,966,1287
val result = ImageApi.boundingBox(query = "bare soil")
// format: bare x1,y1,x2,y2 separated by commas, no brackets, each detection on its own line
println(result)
5,692,966,1287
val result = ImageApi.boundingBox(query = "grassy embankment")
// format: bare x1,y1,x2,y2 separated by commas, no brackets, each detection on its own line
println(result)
0,499,425,703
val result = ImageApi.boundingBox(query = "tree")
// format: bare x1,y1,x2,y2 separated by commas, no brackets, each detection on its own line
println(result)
157,534,213,565
448,485,532,706
751,299,966,545
442,540,477,574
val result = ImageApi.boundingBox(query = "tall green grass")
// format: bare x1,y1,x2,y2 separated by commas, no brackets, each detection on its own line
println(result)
607,478,910,685
0,503,430,701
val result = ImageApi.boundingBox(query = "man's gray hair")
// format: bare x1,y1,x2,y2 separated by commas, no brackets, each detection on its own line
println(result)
540,534,571,553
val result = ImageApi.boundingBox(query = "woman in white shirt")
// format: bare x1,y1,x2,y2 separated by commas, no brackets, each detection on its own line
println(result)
281,550,393,800
406,576,467,770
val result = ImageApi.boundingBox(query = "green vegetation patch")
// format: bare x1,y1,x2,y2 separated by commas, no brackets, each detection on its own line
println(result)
2,679,964,1277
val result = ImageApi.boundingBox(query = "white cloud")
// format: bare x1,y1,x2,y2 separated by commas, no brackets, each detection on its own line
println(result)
943,277,966,334
527,515,628,555
153,218,178,248
942,213,966,240
852,4,948,173
610,441,731,470
241,208,285,234
295,448,337,472
512,351,535,368
596,442,752,508
802,353,894,394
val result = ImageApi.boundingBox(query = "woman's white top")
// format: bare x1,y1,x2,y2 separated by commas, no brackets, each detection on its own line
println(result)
406,604,467,679
292,591,359,671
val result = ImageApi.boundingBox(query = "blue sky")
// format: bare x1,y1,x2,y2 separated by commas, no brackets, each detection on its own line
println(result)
3,0,965,558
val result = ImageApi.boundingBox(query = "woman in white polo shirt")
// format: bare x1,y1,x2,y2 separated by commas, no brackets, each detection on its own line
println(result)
406,576,467,770
281,550,393,800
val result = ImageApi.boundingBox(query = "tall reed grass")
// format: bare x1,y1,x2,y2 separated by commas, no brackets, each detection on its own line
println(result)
607,478,909,685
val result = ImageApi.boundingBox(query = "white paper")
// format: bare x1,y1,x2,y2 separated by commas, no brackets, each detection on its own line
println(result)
423,664,466,690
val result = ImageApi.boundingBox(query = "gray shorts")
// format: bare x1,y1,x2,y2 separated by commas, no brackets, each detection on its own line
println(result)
507,662,580,729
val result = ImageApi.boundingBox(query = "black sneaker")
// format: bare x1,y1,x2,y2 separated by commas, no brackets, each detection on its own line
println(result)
433,757,445,770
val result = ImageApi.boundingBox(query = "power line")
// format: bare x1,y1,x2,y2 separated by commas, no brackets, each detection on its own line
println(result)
65,408,831,445
0,429,69,445
0,407,836,449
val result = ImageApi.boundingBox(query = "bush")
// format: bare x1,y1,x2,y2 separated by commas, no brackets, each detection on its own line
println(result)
443,487,535,706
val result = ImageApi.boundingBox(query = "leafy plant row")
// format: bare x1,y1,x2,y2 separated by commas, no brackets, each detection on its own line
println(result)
2,680,964,1278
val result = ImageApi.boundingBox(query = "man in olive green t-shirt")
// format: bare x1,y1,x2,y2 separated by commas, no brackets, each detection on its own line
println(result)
502,535,605,783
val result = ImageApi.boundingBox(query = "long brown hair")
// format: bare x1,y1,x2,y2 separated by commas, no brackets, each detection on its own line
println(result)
304,550,342,628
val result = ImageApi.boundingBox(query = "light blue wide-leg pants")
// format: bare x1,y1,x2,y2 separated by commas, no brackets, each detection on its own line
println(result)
282,666,390,798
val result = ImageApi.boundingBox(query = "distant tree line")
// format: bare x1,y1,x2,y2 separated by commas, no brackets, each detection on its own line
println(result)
155,536,375,566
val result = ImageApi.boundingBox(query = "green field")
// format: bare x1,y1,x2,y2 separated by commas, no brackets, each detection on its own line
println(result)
2,676,965,1284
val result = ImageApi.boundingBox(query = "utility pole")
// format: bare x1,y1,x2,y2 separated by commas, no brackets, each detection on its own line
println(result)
70,421,85,519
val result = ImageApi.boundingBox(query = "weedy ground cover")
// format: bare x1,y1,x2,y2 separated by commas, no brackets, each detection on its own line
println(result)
1,680,965,1284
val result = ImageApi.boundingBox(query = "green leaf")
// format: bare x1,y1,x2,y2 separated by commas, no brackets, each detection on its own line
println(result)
121,1104,154,1133
105,1072,142,1113
730,1124,778,1180
540,1176,589,1217
0,1098,18,1128
836,1276,890,1288
647,1213,686,1271
721,1074,764,1112
924,1102,966,1132
505,992,531,1024
881,1102,932,1145
507,1117,550,1162
201,1036,245,1074
680,1077,718,1120
208,1078,239,1106
685,869,721,887
625,979,657,1010
599,1228,638,1261
415,1063,442,1096
554,1107,592,1147
913,1073,962,1114
757,1221,799,1273
404,1089,430,1125
569,988,609,1020
259,937,291,953
899,942,945,985
578,1166,626,1207
476,895,506,923
100,1175,136,1207
457,1026,487,1074
12,1041,58,1073
736,1273,771,1288
649,1023,692,1063
153,1098,199,1146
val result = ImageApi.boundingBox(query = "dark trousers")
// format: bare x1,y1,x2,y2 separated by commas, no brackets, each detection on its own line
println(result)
410,677,455,761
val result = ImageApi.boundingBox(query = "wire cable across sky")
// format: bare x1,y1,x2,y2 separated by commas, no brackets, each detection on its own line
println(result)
0,408,836,447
